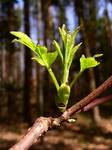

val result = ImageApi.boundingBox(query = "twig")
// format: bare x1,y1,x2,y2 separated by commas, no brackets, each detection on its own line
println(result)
80,94,112,112
9,117,53,150
9,75,112,150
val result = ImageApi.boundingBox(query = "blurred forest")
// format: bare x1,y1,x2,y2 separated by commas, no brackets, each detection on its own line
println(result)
0,0,112,149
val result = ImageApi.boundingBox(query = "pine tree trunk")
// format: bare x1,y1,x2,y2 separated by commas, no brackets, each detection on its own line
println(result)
7,0,17,121
23,0,32,124
36,0,44,115
104,8,112,75
74,0,102,123
41,0,53,114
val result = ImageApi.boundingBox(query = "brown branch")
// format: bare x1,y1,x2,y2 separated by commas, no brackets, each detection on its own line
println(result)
60,75,112,121
77,94,112,112
9,117,53,150
82,94,112,112
9,75,112,150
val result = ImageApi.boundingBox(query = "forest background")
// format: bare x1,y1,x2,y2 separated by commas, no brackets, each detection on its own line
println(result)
0,0,112,149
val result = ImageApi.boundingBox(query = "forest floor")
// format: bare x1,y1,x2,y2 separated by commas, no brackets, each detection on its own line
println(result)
0,114,112,150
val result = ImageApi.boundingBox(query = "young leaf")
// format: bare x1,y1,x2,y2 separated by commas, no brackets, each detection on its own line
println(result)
68,42,82,69
32,50,58,68
65,27,80,63
45,51,58,67
10,31,59,91
80,55,101,72
58,24,67,44
71,26,80,43
53,40,63,62
36,45,47,55
10,31,36,51
31,56,45,66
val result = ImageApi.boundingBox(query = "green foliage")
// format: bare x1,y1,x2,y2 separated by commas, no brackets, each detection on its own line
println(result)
10,25,102,112
53,40,63,62
80,54,102,72
10,31,59,91
56,25,82,83
11,31,36,51
11,32,58,68
32,45,58,68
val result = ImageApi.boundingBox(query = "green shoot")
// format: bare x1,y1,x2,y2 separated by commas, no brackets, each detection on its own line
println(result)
10,31,59,91
10,25,102,112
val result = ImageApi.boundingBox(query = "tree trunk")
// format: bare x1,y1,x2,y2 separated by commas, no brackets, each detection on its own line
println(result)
74,0,102,123
104,8,112,75
23,0,32,124
41,0,54,114
6,0,17,121
36,0,44,115
58,0,67,26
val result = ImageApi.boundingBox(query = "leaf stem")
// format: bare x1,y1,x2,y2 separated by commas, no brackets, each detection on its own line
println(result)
62,66,69,84
70,71,82,88
47,68,59,91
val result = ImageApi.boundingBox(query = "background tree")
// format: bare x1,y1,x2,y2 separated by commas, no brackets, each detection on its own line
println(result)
23,0,32,124
0,0,112,149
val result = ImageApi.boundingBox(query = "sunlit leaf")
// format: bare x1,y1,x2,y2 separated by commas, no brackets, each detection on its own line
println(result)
10,31,36,51
53,40,63,62
66,26,80,59
36,45,47,55
31,56,45,66
68,43,82,69
80,55,101,72
58,24,67,45
45,51,58,66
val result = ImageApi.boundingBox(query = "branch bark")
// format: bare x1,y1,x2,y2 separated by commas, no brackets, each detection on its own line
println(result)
9,75,112,150
80,94,112,112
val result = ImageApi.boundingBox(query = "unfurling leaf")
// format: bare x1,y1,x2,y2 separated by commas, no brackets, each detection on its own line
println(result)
10,31,58,68
65,26,80,62
36,45,47,55
53,40,63,62
45,51,58,67
80,55,101,72
10,31,36,51
10,25,103,112
31,57,45,66
68,42,82,69
32,50,58,68
58,24,67,45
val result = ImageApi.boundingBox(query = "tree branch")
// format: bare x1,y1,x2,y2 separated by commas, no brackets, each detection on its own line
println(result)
9,75,112,150
79,94,112,112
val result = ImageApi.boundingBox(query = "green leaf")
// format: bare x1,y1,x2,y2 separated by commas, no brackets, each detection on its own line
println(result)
71,26,80,41
80,55,101,72
58,25,81,83
11,31,57,68
65,34,72,63
36,45,47,55
53,40,63,62
45,51,58,66
58,24,67,45
32,50,58,67
58,25,81,68
31,56,45,66
10,31,36,51
68,42,82,69
66,26,80,59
